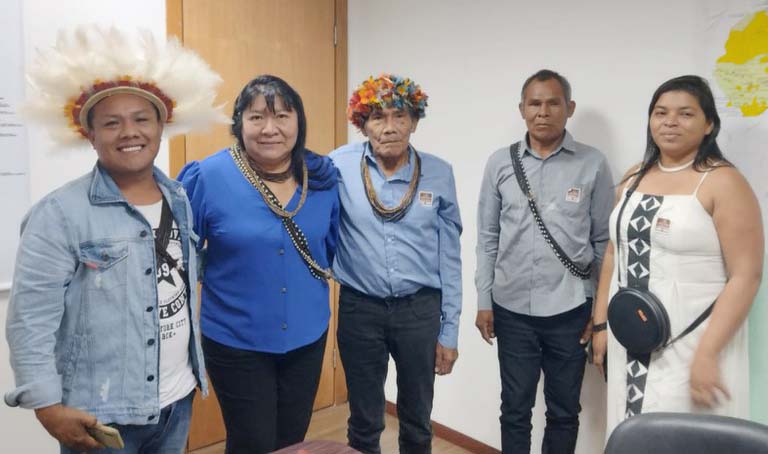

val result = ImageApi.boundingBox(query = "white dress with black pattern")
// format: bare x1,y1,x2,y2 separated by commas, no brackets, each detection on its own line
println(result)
605,172,749,437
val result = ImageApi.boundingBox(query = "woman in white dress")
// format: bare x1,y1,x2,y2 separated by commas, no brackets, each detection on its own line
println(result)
590,75,763,437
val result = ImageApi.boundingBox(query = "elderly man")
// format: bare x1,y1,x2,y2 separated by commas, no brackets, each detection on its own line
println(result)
5,26,225,453
330,74,462,454
475,69,613,454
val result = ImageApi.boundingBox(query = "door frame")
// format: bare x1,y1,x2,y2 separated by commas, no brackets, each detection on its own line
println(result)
164,2,350,447
166,0,348,177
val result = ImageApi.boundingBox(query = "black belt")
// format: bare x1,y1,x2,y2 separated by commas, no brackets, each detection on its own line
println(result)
340,285,440,304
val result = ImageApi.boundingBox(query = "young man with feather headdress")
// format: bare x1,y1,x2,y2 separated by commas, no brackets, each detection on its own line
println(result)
4,26,226,453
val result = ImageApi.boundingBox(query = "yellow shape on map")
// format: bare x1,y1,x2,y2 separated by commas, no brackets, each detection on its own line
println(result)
717,11,768,64
714,10,768,117
742,97,768,116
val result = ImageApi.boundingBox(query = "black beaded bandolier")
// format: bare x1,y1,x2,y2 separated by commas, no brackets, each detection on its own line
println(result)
231,144,331,280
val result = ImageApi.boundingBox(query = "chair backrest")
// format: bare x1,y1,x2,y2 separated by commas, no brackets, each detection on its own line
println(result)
605,413,768,454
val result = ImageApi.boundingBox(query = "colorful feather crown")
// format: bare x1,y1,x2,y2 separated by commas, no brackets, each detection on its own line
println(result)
347,74,428,130
24,25,229,146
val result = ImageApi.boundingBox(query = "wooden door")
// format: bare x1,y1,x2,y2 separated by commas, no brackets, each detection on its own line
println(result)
166,0,348,450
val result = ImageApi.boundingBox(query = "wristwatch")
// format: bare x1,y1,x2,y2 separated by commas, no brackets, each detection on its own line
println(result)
593,321,607,332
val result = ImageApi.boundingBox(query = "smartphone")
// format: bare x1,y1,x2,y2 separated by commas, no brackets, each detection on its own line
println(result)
87,423,125,449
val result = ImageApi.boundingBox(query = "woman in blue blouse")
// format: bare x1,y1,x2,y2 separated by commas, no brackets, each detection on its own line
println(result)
179,75,339,454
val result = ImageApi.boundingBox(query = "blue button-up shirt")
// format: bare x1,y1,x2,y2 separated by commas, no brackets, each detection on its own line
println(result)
475,131,614,316
179,149,339,354
5,165,207,424
331,142,463,348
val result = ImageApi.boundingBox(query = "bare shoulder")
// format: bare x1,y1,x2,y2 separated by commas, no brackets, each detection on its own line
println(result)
704,164,753,195
701,163,759,214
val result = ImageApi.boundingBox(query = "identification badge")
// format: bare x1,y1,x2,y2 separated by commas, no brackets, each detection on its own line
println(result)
655,217,671,233
565,187,582,203
419,191,434,207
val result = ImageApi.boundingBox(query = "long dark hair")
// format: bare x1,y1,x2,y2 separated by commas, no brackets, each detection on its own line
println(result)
231,75,308,181
231,75,336,189
633,75,731,180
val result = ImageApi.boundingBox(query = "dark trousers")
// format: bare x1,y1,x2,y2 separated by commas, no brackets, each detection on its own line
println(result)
494,301,591,454
337,286,442,454
202,332,327,454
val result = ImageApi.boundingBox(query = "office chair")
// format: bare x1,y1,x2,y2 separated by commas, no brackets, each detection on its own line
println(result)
605,412,768,454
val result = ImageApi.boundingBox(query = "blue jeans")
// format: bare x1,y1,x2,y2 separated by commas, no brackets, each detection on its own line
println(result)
61,391,195,454
337,285,442,454
494,301,591,454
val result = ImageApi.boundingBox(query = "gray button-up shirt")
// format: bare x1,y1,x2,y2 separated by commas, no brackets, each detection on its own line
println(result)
475,131,614,316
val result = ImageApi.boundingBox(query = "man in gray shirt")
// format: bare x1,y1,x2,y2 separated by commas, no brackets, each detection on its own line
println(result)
475,69,613,454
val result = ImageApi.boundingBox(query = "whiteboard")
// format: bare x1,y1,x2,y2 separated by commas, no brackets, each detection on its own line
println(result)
0,0,29,291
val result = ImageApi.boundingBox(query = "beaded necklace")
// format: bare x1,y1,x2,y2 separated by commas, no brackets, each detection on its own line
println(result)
244,152,293,182
231,143,307,218
360,144,421,222
230,144,331,280
658,158,695,173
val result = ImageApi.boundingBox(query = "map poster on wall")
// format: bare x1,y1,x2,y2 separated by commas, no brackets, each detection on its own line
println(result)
0,0,29,291
700,0,768,424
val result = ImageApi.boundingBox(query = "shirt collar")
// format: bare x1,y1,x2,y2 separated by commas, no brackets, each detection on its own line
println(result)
89,163,181,205
521,129,576,160
363,141,417,182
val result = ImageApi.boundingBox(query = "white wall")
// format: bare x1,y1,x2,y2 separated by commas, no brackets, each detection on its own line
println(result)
2,1,763,453
0,1,165,451
348,1,704,452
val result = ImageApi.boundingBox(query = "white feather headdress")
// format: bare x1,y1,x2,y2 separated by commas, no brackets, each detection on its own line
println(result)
24,25,229,146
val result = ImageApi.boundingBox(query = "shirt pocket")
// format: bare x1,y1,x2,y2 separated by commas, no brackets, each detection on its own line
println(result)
554,180,591,215
79,241,129,291
407,192,439,230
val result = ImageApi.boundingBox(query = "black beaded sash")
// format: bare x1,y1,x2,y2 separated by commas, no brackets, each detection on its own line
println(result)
509,142,591,279
624,193,664,418
231,147,331,280
257,178,330,281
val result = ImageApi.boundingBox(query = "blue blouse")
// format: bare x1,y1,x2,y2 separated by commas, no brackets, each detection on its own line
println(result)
179,149,339,353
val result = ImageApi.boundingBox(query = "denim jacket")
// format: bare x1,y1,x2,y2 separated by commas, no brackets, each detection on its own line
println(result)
4,164,208,425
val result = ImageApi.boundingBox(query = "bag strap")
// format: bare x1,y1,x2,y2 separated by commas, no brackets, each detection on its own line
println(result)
509,142,591,280
153,196,190,291
613,172,644,287
154,196,178,269
667,301,716,348
257,177,332,281
613,169,715,347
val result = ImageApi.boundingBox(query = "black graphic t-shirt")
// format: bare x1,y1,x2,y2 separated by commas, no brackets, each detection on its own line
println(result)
135,200,196,407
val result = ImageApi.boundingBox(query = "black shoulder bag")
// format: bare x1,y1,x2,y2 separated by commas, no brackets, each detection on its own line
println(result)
509,142,591,280
608,172,715,355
